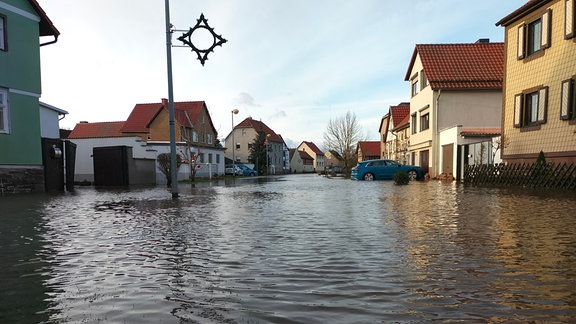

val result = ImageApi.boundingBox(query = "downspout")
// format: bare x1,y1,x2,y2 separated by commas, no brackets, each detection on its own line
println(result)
433,89,442,178
40,35,58,47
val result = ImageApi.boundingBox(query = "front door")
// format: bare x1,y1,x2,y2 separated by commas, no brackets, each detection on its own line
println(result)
442,144,454,175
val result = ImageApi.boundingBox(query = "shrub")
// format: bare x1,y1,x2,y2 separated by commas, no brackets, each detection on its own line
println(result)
393,171,410,185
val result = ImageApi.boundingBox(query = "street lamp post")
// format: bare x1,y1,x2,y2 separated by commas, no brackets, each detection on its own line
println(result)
163,1,226,198
231,109,239,177
164,0,178,198
266,133,271,175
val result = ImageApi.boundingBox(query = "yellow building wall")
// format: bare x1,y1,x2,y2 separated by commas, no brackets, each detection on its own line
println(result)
149,109,177,141
503,0,576,162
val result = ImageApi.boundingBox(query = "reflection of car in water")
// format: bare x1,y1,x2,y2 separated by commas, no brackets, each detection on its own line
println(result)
351,159,424,181
236,164,258,176
225,165,242,176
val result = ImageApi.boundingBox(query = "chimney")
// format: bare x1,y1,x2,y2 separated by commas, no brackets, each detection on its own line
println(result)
476,38,490,43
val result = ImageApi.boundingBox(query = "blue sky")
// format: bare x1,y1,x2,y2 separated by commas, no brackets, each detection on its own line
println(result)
38,0,526,148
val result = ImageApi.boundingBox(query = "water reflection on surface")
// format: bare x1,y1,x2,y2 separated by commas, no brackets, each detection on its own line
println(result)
1,174,575,323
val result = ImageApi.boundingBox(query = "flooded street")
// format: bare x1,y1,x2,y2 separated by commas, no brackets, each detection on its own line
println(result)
1,174,576,323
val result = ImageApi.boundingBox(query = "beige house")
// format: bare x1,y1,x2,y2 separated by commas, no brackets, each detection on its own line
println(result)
289,148,315,173
224,117,285,174
296,141,325,172
379,102,410,163
496,0,576,164
405,40,504,179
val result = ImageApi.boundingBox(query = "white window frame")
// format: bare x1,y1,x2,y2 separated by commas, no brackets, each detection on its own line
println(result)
513,87,548,128
560,78,575,120
0,14,6,51
0,88,9,133
566,0,575,39
517,9,552,59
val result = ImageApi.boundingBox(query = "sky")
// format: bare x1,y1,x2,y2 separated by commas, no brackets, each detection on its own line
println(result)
38,0,526,149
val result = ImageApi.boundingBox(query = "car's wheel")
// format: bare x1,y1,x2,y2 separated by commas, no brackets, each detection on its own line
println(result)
249,172,255,176
363,173,375,181
408,170,418,180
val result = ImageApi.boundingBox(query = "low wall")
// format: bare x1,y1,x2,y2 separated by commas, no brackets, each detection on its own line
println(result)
0,166,44,194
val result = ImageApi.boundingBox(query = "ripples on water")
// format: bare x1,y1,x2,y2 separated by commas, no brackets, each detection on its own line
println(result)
1,174,575,323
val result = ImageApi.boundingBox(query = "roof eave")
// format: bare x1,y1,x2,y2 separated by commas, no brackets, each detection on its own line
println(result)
496,0,550,27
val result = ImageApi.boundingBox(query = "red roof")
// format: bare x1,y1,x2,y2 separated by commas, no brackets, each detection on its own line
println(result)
390,103,410,128
301,141,324,155
68,122,127,139
298,150,314,161
121,103,163,133
358,141,380,156
405,42,504,90
122,100,216,135
236,117,283,143
392,113,410,132
28,0,60,37
460,127,501,137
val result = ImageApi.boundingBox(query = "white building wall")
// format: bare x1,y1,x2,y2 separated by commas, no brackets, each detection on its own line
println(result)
70,137,225,184
39,106,62,138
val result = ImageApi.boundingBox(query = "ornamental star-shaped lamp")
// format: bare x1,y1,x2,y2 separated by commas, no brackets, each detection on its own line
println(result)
177,13,227,66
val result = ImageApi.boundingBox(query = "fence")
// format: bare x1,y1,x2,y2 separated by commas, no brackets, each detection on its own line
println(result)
464,162,576,190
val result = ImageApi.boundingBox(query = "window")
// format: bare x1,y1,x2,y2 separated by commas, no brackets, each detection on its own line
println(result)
421,70,428,90
420,113,429,131
0,15,6,51
514,87,548,127
235,143,240,150
208,153,213,163
565,0,575,39
207,133,213,144
216,154,220,164
411,113,417,134
411,79,419,97
0,88,8,133
560,78,575,120
518,10,551,59
192,131,198,142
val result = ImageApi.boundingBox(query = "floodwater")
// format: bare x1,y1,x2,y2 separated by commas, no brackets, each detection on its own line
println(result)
1,174,575,323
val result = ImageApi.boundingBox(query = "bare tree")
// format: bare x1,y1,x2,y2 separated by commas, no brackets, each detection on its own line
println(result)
492,134,510,163
323,111,365,176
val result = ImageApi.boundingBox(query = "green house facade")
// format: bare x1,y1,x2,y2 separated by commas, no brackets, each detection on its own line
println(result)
0,0,59,192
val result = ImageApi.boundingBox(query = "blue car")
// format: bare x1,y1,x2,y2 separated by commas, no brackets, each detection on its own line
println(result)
351,159,424,181
237,164,258,176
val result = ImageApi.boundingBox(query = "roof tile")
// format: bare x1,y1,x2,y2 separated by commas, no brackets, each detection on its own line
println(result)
407,42,504,90
68,121,127,139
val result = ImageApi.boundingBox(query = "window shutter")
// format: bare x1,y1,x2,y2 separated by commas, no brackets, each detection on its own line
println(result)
566,0,575,39
514,94,523,127
560,79,574,119
517,24,526,60
541,9,552,48
538,87,548,123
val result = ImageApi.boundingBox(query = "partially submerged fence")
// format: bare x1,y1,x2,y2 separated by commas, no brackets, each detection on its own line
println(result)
464,162,576,190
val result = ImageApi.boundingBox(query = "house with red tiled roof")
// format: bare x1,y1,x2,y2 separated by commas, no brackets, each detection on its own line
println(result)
68,99,225,184
289,148,315,173
496,0,576,164
379,102,410,163
405,39,504,180
225,117,287,174
296,141,325,173
356,141,380,162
